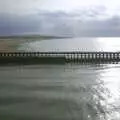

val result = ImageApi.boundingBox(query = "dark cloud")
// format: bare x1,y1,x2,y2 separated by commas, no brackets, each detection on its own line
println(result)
0,14,41,35
0,10,120,36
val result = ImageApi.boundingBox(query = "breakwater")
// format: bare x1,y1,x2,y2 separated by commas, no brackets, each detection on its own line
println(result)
0,52,120,64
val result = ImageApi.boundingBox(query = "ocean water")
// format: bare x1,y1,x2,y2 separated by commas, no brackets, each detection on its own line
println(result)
0,64,120,120
18,37,120,52
0,37,120,120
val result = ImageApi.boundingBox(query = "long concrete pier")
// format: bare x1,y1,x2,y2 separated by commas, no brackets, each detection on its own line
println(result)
0,52,120,64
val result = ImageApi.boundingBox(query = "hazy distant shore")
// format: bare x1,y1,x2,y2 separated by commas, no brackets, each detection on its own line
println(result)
0,39,20,52
0,35,65,40
0,35,65,52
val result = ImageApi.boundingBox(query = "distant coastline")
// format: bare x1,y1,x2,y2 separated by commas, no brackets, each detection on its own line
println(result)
0,35,69,40
0,35,70,52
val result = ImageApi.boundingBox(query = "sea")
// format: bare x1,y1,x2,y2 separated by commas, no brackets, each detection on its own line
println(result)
0,37,120,120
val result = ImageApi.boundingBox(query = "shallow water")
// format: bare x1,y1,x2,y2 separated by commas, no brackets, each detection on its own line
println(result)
0,64,120,120
1,37,120,119
18,37,120,52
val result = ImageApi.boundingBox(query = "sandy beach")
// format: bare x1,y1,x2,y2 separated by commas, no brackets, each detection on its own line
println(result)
0,39,21,52
0,36,62,52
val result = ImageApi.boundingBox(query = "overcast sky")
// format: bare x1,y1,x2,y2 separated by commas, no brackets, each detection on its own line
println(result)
0,0,120,36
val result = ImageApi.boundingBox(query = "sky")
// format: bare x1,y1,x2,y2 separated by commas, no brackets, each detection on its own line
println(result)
0,0,120,36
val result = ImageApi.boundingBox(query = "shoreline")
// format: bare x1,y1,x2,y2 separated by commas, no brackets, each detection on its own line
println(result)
0,36,66,52
0,39,21,52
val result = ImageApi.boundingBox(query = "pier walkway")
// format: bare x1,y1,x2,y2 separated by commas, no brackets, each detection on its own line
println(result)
0,51,120,64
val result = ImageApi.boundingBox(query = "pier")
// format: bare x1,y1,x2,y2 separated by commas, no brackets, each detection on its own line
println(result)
0,51,120,64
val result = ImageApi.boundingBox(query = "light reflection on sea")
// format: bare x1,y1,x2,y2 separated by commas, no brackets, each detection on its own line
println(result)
0,37,120,119
0,64,120,120
18,37,120,52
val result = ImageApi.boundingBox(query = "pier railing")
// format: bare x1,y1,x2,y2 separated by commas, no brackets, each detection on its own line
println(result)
0,52,120,64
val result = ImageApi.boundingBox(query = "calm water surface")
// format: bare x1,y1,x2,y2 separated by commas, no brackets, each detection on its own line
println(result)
18,37,120,52
0,64,120,120
1,37,120,120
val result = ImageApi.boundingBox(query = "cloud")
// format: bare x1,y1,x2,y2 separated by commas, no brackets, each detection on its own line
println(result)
1,0,120,16
0,9,120,37
0,0,120,37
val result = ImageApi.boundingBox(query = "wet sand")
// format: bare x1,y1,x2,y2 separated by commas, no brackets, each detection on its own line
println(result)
0,35,63,52
0,39,20,52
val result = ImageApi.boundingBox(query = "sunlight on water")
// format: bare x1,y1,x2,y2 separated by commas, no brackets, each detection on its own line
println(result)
18,37,120,52
0,64,120,120
98,64,120,120
97,38,120,52
0,37,120,119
